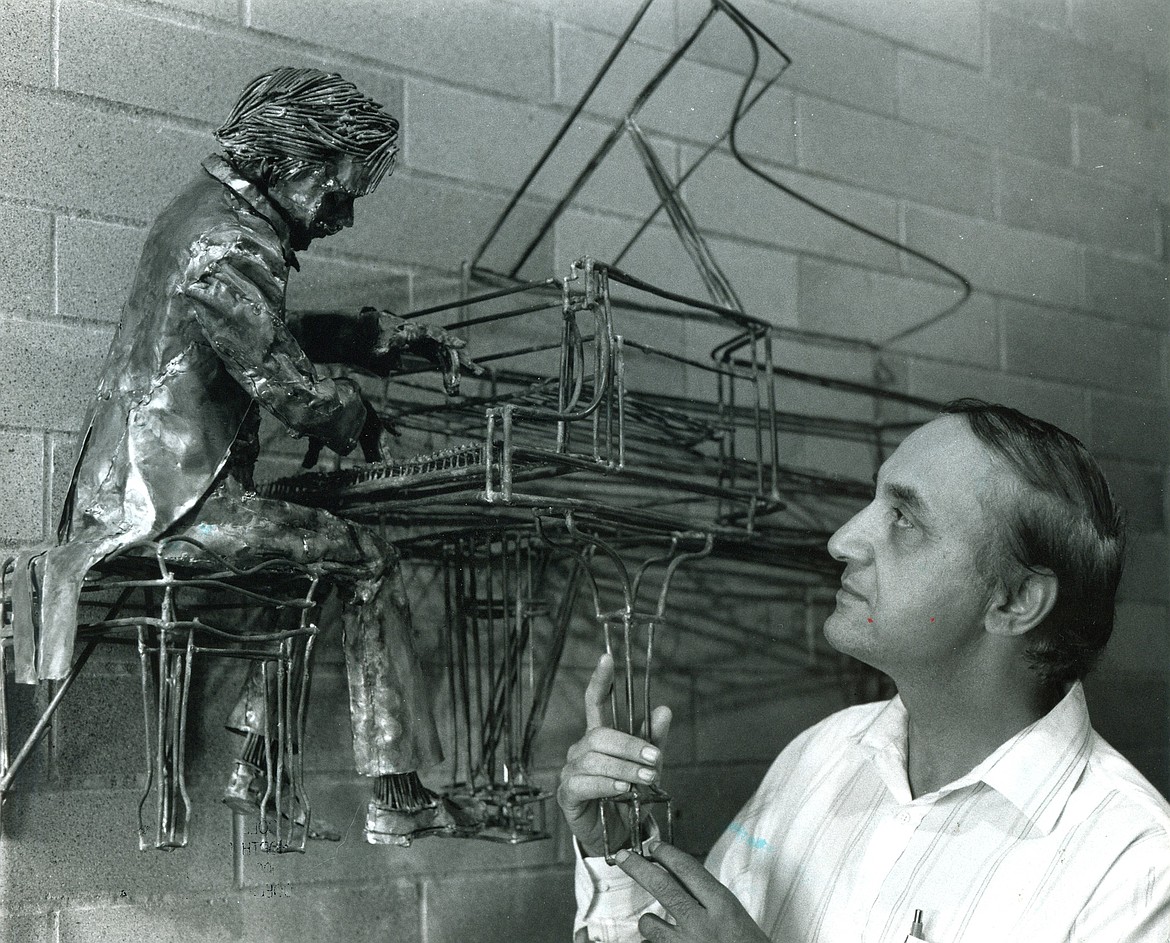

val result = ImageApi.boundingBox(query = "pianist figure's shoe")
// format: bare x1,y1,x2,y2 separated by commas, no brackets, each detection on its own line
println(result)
223,734,270,814
365,771,457,846
222,734,342,842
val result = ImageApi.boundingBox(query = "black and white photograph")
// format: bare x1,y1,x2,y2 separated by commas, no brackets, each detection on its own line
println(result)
0,1,1167,940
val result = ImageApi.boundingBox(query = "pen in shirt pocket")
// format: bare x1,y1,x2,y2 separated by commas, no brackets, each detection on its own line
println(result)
905,907,928,942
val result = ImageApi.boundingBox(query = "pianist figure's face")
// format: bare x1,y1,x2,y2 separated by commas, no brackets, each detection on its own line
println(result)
268,154,367,251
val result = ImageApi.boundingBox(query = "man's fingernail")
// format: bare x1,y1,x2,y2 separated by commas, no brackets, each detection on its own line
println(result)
613,780,630,792
641,746,660,763
613,849,630,864
637,768,655,782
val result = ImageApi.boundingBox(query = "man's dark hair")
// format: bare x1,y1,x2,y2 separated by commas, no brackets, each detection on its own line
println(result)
940,398,1125,685
215,67,398,194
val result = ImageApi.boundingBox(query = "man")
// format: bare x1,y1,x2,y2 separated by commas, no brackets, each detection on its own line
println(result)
25,67,470,843
559,399,1170,941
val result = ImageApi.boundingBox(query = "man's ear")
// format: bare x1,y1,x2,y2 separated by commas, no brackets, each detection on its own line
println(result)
985,567,1058,638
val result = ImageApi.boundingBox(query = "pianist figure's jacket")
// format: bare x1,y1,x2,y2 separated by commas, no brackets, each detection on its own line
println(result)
14,153,443,778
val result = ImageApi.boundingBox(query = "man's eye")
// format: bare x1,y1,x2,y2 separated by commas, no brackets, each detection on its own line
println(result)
891,507,914,528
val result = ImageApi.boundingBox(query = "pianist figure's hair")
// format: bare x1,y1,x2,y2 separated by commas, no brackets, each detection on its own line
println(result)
215,67,398,196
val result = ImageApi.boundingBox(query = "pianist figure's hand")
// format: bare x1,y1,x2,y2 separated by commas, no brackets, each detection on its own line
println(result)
366,307,483,394
301,393,398,468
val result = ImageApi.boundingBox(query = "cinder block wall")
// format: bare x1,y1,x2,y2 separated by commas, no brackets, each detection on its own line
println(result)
1,1,1167,941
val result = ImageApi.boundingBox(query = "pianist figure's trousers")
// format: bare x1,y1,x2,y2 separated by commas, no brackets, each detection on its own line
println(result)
166,478,443,776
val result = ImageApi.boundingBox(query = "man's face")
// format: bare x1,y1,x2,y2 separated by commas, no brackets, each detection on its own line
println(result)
269,154,369,250
823,415,1005,681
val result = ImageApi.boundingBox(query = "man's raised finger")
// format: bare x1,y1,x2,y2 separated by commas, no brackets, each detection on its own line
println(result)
584,653,614,730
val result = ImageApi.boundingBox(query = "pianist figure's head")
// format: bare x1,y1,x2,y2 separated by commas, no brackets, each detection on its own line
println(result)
215,67,399,251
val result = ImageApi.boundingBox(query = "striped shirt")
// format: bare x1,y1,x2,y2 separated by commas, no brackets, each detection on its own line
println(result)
574,683,1170,942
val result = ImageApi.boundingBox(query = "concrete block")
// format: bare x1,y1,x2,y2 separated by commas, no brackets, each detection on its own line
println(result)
1090,390,1170,464
252,0,553,103
898,52,1073,168
47,431,79,534
1099,459,1165,534
56,216,147,324
790,0,983,65
694,679,847,764
797,257,995,361
908,359,1091,443
903,205,1085,308
988,0,1067,28
1076,109,1170,201
554,208,649,275
988,14,1148,117
60,897,245,943
1097,603,1170,677
678,0,898,116
556,24,798,164
406,80,667,221
1083,251,1169,330
285,254,410,319
798,97,993,218
527,0,676,49
0,911,56,943
52,666,146,782
0,204,51,320
59,1,403,128
0,84,208,222
681,149,901,273
998,156,1162,257
701,235,799,329
1067,0,1170,72
1148,67,1169,131
0,319,111,432
161,0,238,19
1000,300,1163,396
0,0,50,86
326,170,555,280
0,785,234,909
58,881,420,943
886,291,998,367
422,866,577,943
1118,532,1169,604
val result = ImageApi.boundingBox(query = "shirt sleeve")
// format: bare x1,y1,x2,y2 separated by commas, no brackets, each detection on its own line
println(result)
572,840,664,943
181,224,366,455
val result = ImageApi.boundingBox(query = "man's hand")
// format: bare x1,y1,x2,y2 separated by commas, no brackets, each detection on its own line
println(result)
367,307,482,394
557,653,672,858
614,840,769,943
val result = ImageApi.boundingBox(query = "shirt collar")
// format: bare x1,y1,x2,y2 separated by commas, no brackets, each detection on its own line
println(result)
852,682,1092,835
200,155,299,270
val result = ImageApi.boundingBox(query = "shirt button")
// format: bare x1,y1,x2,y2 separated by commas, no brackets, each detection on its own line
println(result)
898,812,911,824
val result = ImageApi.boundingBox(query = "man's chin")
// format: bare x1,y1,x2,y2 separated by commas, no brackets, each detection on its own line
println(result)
822,608,870,657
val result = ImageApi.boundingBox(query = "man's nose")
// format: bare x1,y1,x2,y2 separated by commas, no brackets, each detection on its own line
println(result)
827,504,873,563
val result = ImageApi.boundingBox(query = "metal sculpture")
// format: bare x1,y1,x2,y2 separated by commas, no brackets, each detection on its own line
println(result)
4,68,474,847
1,0,970,863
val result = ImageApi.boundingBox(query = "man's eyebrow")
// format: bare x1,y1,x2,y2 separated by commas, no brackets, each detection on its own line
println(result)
882,480,931,519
